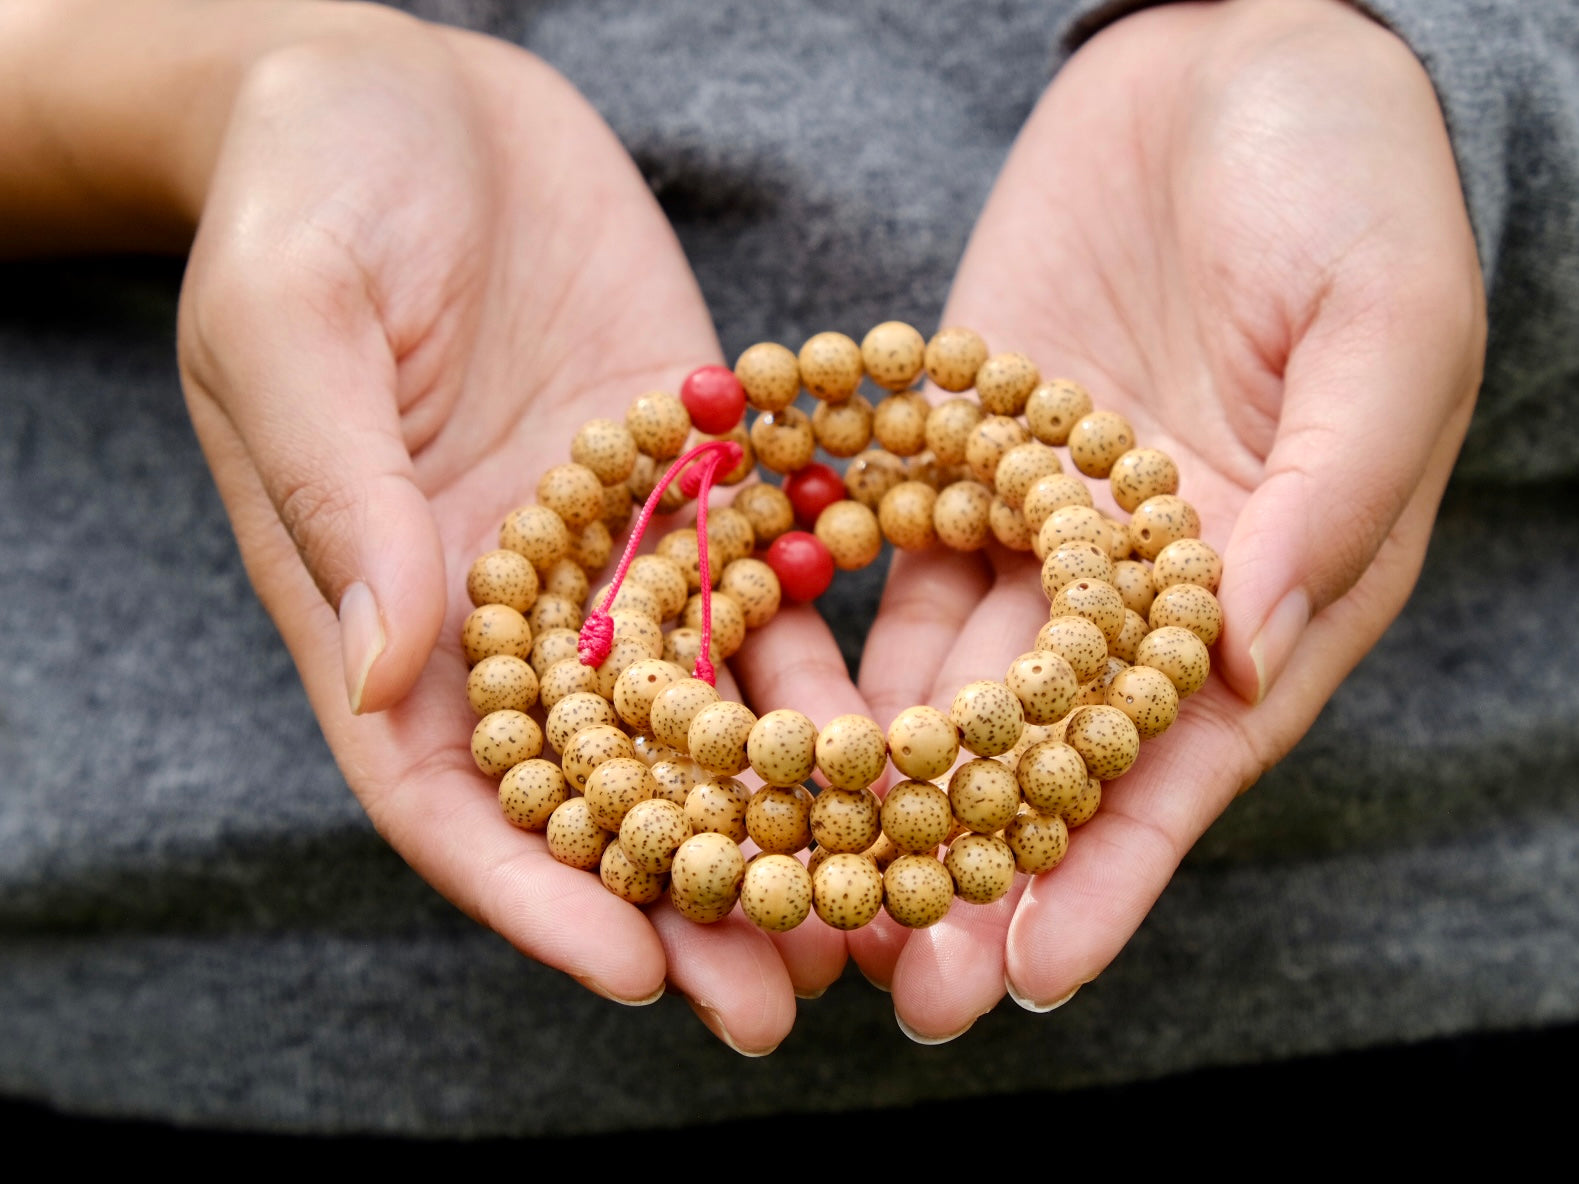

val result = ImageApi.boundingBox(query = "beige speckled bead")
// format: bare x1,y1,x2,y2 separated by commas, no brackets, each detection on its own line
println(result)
1064,776,1103,827
527,592,582,637
750,406,817,474
544,690,618,755
994,442,1063,510
656,527,721,594
906,450,969,491
740,854,814,932
546,797,614,871
735,341,801,412
594,634,663,700
540,556,590,608
812,853,885,930
681,591,746,659
924,326,990,392
714,560,777,630
608,610,663,657
1107,664,1180,740
811,786,882,854
746,785,814,854
964,415,1031,485
731,483,795,545
627,452,660,502
1003,809,1070,875
688,700,757,776
747,708,819,787
879,779,954,854
882,854,955,928
670,831,747,912
626,390,691,459
561,723,636,792
861,831,903,871
861,321,927,391
1049,577,1127,645
1109,448,1181,514
932,479,994,551
1110,608,1151,664
466,654,540,717
1025,379,1094,446
583,756,657,832
1079,655,1130,707
499,759,569,831
990,497,1035,551
529,628,581,680
885,705,960,782
871,392,931,457
811,393,874,458
1112,559,1158,617
617,797,692,873
948,758,1022,833
1064,705,1140,781
799,331,864,402
950,680,1025,757
975,353,1041,417
1135,625,1212,698
693,423,755,485
467,549,540,614
571,419,639,487
1036,504,1110,559
924,398,984,465
1149,582,1223,647
684,776,751,842
599,840,667,906
649,677,719,753
1067,410,1136,479
623,555,688,622
815,713,889,791
1129,494,1202,562
499,504,571,572
611,658,687,733
1153,537,1223,594
1034,615,1110,684
1005,650,1080,726
570,520,613,573
662,628,723,675
1102,514,1133,563
1040,541,1114,600
471,710,544,779
1022,472,1094,535
1015,740,1088,816
844,450,909,511
650,757,705,807
536,464,605,532
814,499,884,571
878,481,938,551
704,506,756,567
461,604,532,666
602,481,633,533
945,833,1017,905
998,721,1053,770
630,733,678,768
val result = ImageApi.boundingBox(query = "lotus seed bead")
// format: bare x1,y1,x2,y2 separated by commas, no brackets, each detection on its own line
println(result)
649,678,720,753
933,479,994,551
688,700,757,776
1109,447,1181,514
624,554,689,621
799,331,864,402
861,831,903,871
861,321,927,391
718,558,781,629
731,483,796,545
1064,705,1140,781
590,577,660,625
750,406,817,474
1149,582,1223,647
735,341,801,412
626,390,691,458
471,709,544,779
461,604,532,666
994,442,1063,510
882,854,955,928
499,759,569,831
627,453,660,502
546,797,613,871
601,482,633,533
1005,650,1080,726
685,776,751,842
629,733,675,767
871,391,931,457
1079,655,1130,706
989,496,1035,551
925,398,984,465
811,853,885,930
650,757,705,806
950,679,1025,757
599,840,668,906
964,415,1031,484
536,463,605,532
1067,410,1136,478
999,721,1053,770
1135,625,1212,697
561,724,636,792
1015,740,1088,815
499,504,571,571
528,627,580,678
740,854,814,933
1049,578,1127,645
617,797,693,874
747,708,819,787
811,393,874,458
1003,809,1070,875
1041,541,1114,599
467,549,540,613
885,705,960,782
1111,608,1152,664
878,481,939,551
906,450,968,491
1022,472,1094,534
541,675,610,740
663,627,723,673
611,658,687,733
1025,379,1094,446
595,635,662,699
1037,504,1110,558
608,609,664,655
815,713,889,791
527,592,581,637
570,520,613,572
944,758,1019,835
583,757,657,832
1064,776,1103,827
682,591,746,659
693,422,756,485
656,528,721,593
1106,664,1180,740
879,778,955,854
811,786,883,854
1153,537,1223,594
746,785,814,854
541,556,590,606
1112,558,1158,617
466,654,540,717
1129,494,1202,562
670,831,746,911
707,508,757,567
1102,514,1133,562
1035,615,1110,683
924,326,990,392
844,449,909,510
974,353,1038,416
811,499,881,572
945,833,1017,905
570,419,639,486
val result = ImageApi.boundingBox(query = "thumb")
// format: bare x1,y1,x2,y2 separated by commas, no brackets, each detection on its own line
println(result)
1216,276,1482,705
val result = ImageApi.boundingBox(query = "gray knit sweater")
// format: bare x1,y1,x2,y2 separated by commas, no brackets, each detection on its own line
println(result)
1,0,1575,1135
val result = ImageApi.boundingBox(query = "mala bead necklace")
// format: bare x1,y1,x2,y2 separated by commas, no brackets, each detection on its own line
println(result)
465,322,1222,935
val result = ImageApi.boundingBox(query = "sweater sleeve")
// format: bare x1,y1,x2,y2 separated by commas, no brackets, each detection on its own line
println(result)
1051,1,1579,480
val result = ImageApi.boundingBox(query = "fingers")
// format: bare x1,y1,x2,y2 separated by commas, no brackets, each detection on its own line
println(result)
890,882,1025,1042
649,905,798,1055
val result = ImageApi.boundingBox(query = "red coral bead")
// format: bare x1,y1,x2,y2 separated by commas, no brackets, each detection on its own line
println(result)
680,365,747,435
782,462,846,528
765,531,836,602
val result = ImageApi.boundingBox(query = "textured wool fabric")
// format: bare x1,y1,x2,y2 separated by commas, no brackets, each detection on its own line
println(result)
1,0,1576,1135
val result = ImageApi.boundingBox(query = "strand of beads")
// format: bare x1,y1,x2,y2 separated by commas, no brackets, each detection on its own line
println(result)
463,321,1222,937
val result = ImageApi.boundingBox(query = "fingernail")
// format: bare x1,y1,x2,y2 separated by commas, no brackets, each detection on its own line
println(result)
339,581,385,715
1005,976,1079,1013
576,975,664,1007
795,986,828,1001
1248,587,1310,705
895,1012,975,1046
689,1000,778,1058
857,967,893,994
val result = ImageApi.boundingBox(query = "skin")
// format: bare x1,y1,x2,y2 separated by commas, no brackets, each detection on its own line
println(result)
1,0,1486,1051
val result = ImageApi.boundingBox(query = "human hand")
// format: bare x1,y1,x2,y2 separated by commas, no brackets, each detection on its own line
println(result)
852,0,1486,1038
174,7,856,1053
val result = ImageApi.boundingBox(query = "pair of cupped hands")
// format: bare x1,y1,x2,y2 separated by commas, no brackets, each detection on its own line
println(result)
176,0,1484,1053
